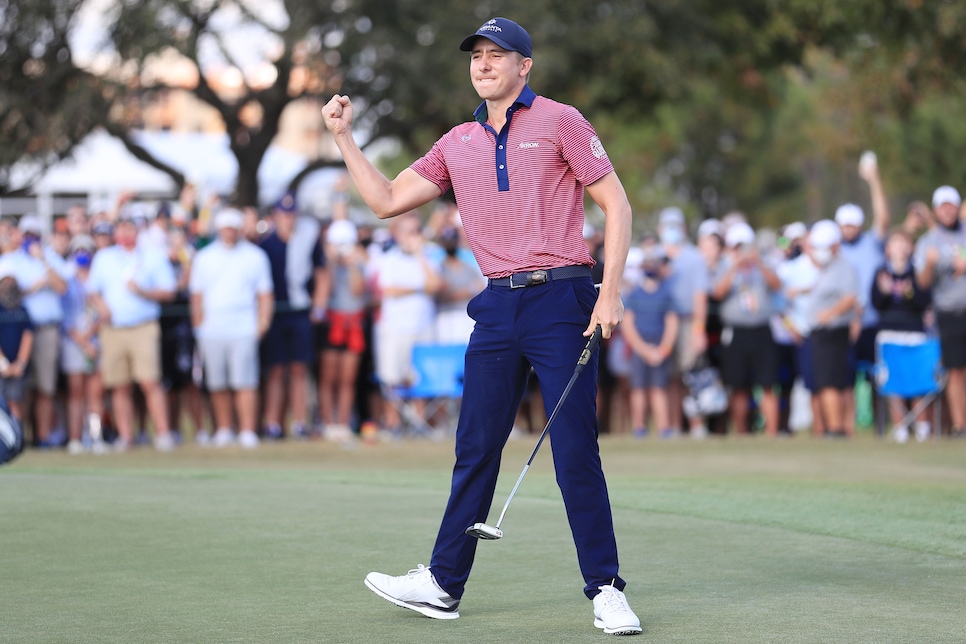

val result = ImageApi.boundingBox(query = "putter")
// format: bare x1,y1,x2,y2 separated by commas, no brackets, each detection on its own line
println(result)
465,325,603,540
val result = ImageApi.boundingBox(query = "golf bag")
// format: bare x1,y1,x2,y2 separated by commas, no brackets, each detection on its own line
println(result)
0,397,24,466
682,355,728,419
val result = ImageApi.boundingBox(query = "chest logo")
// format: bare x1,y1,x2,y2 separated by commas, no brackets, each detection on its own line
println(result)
462,134,472,142
590,136,606,159
519,142,539,149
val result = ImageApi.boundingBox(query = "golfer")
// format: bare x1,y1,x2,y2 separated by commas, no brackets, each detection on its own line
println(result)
322,17,640,636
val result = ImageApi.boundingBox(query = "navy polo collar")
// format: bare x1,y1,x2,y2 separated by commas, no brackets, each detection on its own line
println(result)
473,85,536,125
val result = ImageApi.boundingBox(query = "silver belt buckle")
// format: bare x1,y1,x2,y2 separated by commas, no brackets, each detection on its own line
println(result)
510,272,528,288
530,269,548,285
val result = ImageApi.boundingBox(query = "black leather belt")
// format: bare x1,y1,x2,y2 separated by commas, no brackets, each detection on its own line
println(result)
488,265,591,288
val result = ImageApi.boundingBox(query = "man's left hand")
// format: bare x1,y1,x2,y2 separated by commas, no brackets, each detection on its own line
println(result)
586,294,623,339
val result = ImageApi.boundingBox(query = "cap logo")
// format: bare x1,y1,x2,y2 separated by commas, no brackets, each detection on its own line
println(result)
479,19,502,34
590,136,607,159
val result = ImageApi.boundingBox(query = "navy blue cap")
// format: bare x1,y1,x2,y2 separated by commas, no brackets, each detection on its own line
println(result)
459,18,532,58
273,191,297,214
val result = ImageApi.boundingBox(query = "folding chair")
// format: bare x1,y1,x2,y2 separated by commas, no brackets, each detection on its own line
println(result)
873,331,946,440
381,343,466,438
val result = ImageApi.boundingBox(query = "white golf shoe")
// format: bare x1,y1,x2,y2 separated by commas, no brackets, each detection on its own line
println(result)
364,564,460,620
593,584,642,635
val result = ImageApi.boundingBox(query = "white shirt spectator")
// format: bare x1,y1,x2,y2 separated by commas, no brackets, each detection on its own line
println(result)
189,238,273,339
376,247,438,335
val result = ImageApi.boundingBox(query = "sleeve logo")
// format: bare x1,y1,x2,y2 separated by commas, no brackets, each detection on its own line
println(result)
590,136,607,159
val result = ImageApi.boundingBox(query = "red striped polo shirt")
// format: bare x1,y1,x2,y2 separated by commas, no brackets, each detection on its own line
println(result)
410,87,614,278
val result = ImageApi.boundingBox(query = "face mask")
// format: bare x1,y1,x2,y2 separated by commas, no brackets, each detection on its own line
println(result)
787,244,802,260
74,250,92,267
811,248,832,266
660,226,684,246
643,268,662,279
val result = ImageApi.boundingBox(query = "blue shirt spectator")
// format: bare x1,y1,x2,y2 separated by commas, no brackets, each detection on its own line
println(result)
0,242,71,325
625,278,676,345
87,239,176,327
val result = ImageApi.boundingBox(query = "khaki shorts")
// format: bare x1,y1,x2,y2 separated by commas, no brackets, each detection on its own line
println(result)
672,316,701,375
30,324,61,395
99,321,161,388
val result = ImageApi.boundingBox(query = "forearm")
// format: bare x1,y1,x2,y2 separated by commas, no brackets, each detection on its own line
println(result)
16,332,33,365
868,175,890,237
257,294,274,335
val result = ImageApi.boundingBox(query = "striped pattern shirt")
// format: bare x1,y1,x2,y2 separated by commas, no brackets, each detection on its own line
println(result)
410,86,613,278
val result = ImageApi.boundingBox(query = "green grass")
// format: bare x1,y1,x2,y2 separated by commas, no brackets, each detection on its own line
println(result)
2,434,965,643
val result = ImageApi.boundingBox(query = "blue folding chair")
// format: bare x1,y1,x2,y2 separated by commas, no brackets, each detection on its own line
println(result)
873,331,945,439
383,343,466,437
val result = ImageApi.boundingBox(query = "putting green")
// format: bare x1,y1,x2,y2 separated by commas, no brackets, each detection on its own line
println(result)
2,435,964,643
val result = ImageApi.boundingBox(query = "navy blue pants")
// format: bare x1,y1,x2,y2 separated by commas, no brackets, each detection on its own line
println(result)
429,274,626,600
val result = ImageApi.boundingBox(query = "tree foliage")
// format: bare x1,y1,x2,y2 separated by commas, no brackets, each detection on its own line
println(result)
2,0,965,221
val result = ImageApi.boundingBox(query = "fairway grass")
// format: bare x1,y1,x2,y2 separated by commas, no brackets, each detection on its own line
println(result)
2,434,965,643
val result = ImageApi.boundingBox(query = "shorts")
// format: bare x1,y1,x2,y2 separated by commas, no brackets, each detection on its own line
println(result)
629,353,670,389
261,310,315,367
936,311,966,370
30,324,60,395
720,324,778,389
374,323,434,386
321,310,366,353
61,335,98,376
100,321,161,388
606,331,633,379
0,375,25,403
161,318,195,391
671,316,700,375
811,326,852,390
199,335,259,391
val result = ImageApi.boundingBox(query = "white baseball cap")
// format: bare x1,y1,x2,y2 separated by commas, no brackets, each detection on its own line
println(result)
810,219,841,249
782,221,808,241
213,208,244,230
697,218,724,239
834,203,865,227
932,185,962,209
658,207,685,227
725,221,755,247
18,214,43,235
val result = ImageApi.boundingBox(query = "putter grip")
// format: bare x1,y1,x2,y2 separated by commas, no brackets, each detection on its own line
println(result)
576,325,603,372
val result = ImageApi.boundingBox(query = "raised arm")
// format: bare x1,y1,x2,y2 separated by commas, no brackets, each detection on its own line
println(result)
322,95,442,218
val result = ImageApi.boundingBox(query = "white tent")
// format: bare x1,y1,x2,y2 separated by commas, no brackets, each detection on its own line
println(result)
6,128,342,225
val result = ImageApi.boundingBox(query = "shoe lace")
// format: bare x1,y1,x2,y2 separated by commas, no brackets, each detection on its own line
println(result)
597,585,630,612
406,564,430,578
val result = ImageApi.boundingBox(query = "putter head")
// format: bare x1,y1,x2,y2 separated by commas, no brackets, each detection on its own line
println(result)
465,522,503,540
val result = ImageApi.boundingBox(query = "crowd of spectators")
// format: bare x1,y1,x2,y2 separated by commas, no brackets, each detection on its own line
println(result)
605,156,966,443
1,181,487,452
5,157,966,452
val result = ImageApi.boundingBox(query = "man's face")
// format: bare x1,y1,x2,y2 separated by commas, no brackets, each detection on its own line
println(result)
218,226,239,246
935,202,959,227
469,40,530,103
840,223,861,242
114,221,137,249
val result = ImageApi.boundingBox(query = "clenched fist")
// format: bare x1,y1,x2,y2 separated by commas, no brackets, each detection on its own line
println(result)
322,95,353,137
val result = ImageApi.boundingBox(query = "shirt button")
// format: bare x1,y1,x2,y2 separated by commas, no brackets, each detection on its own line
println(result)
499,165,505,169
499,145,503,150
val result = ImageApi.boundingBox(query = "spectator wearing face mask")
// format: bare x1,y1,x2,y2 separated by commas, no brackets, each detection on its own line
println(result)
60,234,106,454
658,207,710,438
803,220,859,438
434,226,484,345
711,222,782,436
